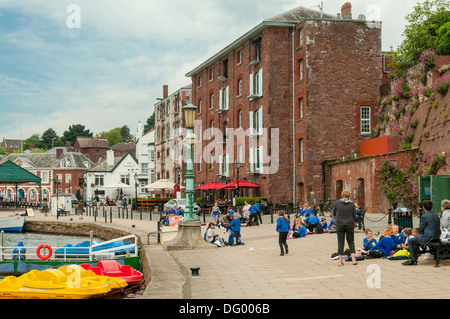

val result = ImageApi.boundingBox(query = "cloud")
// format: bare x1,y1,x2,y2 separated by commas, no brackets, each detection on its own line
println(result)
0,0,421,140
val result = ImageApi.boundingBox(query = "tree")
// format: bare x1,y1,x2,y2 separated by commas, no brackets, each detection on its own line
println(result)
62,124,93,145
389,0,450,75
120,125,133,142
41,128,62,149
97,128,122,146
23,134,42,150
143,112,155,133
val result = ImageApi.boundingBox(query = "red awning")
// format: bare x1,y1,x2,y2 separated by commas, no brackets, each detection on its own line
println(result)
220,180,261,189
196,181,226,190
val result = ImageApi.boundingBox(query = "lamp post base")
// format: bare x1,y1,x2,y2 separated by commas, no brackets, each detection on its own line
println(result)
164,221,215,251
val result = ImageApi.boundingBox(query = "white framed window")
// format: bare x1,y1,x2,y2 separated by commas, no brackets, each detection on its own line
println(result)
219,86,229,110
299,139,304,163
210,93,214,108
299,98,304,119
255,107,263,135
41,171,49,183
248,68,263,99
94,175,104,186
299,28,303,46
238,110,243,128
360,106,371,135
299,59,304,81
238,79,243,95
65,174,72,183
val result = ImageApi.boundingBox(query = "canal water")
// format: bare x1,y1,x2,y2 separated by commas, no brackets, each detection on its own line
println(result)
0,232,144,299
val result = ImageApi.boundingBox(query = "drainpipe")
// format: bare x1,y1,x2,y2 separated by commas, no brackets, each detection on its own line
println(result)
292,24,297,205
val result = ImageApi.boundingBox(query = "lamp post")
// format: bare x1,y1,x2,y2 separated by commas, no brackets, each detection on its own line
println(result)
183,102,197,222
134,172,138,212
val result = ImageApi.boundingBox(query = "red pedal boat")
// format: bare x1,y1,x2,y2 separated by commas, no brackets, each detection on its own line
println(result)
80,260,144,284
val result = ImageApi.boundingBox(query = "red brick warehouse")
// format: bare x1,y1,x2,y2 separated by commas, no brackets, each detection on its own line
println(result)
185,3,383,205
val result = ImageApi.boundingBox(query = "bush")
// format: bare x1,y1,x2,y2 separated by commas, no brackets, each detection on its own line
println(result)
234,197,267,207
433,75,450,96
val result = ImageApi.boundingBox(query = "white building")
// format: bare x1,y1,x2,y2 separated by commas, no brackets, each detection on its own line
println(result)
135,122,155,197
84,150,139,202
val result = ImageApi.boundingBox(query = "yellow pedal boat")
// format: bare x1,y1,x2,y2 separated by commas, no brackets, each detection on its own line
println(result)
0,269,111,299
57,265,128,291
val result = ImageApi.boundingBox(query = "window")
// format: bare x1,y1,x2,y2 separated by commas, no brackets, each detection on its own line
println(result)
299,28,303,46
198,100,202,113
65,174,72,183
299,59,304,81
238,50,243,64
121,175,130,185
252,38,261,63
220,86,229,110
198,75,202,87
210,93,214,108
41,171,49,183
210,68,214,80
95,175,104,186
361,106,371,135
238,144,243,163
210,151,214,169
238,79,243,96
299,98,304,119
249,68,263,98
210,120,214,137
255,107,263,135
299,139,304,163
57,174,63,182
238,110,243,128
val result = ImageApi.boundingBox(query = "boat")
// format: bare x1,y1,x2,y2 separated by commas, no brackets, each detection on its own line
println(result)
55,238,140,257
57,265,128,292
0,215,25,233
81,260,144,284
0,268,111,299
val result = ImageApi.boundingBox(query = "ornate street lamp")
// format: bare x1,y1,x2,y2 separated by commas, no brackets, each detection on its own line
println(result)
183,102,197,222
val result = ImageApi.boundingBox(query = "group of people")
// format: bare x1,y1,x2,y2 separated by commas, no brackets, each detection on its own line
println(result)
159,205,185,226
333,188,448,266
205,206,245,247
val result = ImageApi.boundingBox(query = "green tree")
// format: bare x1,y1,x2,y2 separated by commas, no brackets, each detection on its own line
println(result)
41,128,62,149
120,125,133,142
435,22,450,55
97,128,122,146
23,134,42,150
389,0,450,75
143,112,155,133
62,124,93,145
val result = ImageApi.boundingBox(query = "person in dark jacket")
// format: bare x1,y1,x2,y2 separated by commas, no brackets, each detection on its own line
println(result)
333,190,358,266
403,200,441,265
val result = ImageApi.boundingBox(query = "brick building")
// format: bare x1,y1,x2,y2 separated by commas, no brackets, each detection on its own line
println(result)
73,137,110,164
186,3,383,204
154,84,191,193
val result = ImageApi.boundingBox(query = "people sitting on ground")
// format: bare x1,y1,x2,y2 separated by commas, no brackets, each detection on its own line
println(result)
320,218,329,233
401,228,413,250
296,204,304,218
356,229,378,256
391,225,403,248
205,222,227,247
328,214,336,232
177,207,184,217
291,218,307,238
368,229,397,258
305,212,322,234
303,204,313,217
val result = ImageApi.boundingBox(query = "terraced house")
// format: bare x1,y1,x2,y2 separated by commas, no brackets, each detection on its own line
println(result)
186,2,383,204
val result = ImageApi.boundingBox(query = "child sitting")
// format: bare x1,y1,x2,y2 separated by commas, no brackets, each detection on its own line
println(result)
320,218,329,233
357,229,377,256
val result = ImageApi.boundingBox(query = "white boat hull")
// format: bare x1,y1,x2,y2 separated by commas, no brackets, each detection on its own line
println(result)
0,216,25,233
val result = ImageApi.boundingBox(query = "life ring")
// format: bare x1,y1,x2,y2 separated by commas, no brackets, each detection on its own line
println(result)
36,244,52,260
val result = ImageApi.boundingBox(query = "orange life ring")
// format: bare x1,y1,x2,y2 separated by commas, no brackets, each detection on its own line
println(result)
36,244,52,260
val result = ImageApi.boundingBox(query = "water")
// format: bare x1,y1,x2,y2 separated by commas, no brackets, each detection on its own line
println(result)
0,231,144,299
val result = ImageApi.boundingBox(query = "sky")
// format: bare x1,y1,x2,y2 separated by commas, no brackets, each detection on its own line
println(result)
0,0,424,141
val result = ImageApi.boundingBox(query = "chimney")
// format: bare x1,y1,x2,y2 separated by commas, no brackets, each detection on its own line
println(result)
163,85,169,99
341,2,352,19
106,149,114,166
56,148,63,160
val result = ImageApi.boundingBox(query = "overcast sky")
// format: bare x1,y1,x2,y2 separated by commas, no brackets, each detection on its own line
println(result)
0,0,423,141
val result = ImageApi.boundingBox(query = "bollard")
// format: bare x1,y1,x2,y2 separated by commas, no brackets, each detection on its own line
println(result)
110,207,112,223
157,221,161,243
190,267,200,276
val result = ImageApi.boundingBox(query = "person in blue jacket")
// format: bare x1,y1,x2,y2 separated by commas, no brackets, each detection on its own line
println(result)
369,229,397,257
229,213,243,245
304,213,320,233
276,211,290,256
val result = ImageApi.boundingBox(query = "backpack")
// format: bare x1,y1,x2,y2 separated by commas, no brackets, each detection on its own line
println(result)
316,223,324,234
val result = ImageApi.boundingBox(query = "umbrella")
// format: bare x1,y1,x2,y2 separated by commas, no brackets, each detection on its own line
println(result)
142,179,176,190
393,205,412,213
196,181,226,190
104,182,132,188
220,180,260,189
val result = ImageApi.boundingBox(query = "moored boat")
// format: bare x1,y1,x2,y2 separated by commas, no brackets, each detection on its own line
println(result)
81,260,144,284
0,215,25,233
0,268,111,299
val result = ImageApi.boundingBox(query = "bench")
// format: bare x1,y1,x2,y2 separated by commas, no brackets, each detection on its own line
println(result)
420,240,450,268
58,210,71,216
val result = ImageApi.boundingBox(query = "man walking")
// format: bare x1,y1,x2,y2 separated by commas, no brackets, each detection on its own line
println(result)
403,200,441,266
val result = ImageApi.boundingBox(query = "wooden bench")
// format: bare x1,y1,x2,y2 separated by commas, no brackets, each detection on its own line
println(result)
58,210,71,216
